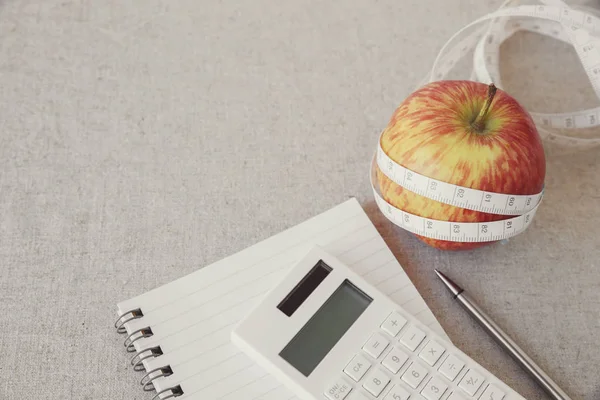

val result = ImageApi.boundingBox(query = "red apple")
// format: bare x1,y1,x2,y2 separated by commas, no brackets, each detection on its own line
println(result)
375,80,546,250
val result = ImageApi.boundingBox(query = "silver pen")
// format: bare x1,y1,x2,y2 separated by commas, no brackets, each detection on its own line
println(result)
434,269,573,400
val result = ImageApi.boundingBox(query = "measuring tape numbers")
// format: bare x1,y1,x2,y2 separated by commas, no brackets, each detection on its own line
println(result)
370,140,542,244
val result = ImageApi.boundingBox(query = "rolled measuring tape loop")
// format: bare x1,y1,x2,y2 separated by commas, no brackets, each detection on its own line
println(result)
369,141,542,243
417,0,600,149
372,0,600,241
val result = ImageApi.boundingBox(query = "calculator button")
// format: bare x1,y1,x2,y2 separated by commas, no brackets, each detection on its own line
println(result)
438,354,465,381
324,376,353,400
401,362,428,389
363,332,389,359
418,340,445,366
479,384,506,400
420,377,448,400
382,346,409,374
348,391,371,400
384,384,411,400
447,392,466,400
399,325,426,352
344,354,372,382
362,367,390,397
458,369,485,396
381,311,407,337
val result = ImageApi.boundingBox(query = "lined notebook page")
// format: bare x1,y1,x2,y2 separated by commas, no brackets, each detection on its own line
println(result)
117,198,448,399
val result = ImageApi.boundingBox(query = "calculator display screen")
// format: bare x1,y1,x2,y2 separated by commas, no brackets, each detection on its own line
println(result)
279,279,372,376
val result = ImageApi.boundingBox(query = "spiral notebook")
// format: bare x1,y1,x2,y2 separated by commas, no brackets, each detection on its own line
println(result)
114,198,449,399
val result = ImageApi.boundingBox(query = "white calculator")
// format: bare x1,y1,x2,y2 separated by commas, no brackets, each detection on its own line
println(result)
231,246,526,400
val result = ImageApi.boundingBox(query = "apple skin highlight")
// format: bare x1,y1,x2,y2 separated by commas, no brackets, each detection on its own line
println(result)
376,80,546,251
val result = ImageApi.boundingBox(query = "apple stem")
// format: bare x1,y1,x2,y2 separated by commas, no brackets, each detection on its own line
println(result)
471,83,497,133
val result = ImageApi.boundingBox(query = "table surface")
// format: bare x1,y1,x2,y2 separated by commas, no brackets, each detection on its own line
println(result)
1,0,599,399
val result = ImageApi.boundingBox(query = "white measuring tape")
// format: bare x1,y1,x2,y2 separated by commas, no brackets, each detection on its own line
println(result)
370,149,542,243
372,0,599,243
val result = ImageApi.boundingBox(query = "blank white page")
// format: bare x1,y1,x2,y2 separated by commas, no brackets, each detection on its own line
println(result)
116,198,447,399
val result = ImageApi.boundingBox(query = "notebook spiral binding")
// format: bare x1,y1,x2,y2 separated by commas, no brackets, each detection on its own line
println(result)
141,366,174,391
131,345,164,371
114,309,185,399
114,308,144,333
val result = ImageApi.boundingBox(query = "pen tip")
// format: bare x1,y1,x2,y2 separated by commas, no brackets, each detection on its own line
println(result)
434,269,463,297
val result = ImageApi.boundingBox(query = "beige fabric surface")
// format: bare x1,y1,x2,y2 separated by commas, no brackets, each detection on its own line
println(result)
1,0,599,399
